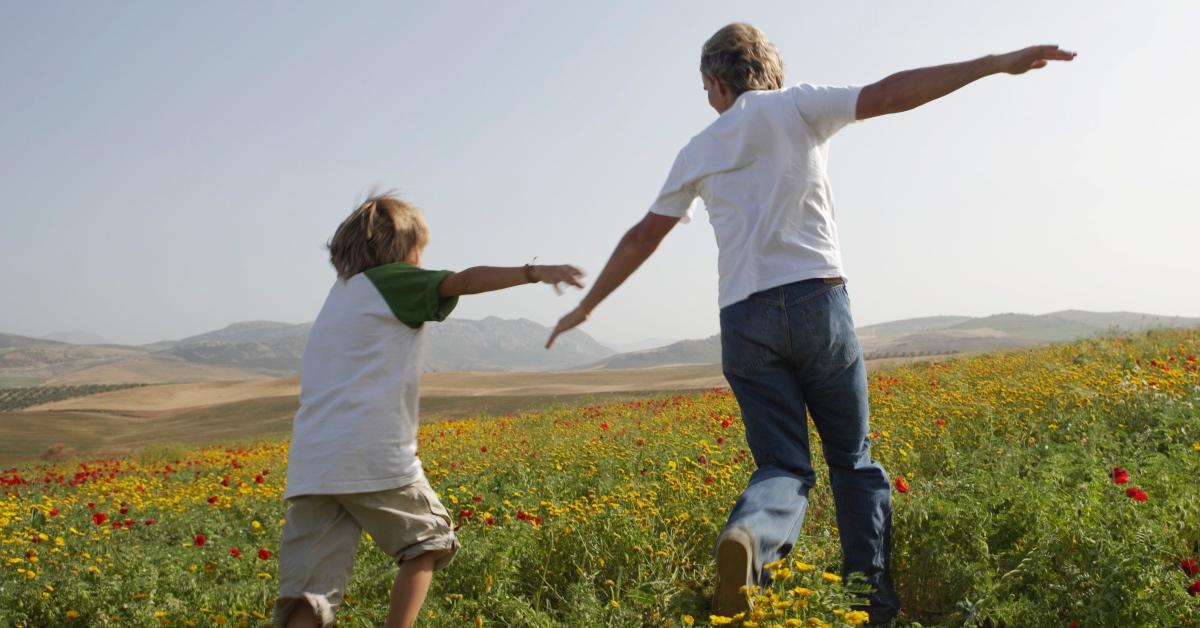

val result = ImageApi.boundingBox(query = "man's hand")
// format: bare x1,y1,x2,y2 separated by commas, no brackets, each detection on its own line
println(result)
530,264,586,295
993,45,1076,75
546,307,589,348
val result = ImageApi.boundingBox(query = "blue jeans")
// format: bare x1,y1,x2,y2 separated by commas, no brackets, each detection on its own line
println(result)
719,279,900,619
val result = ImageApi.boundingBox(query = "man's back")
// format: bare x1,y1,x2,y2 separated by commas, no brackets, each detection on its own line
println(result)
648,84,861,308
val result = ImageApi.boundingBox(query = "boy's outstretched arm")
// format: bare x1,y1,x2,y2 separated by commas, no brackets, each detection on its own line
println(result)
438,264,584,297
546,212,679,348
855,45,1075,120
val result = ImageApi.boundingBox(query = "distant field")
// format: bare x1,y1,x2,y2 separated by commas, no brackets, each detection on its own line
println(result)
0,383,148,411
6,361,993,462
0,390,720,463
29,364,728,413
0,365,730,463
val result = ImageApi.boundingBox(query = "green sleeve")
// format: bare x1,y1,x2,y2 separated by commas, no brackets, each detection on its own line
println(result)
364,263,459,329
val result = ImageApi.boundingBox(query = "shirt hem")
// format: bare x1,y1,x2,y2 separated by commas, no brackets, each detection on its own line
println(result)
718,269,846,309
284,468,426,499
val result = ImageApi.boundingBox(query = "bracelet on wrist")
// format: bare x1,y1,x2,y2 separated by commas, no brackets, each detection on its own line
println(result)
523,263,537,283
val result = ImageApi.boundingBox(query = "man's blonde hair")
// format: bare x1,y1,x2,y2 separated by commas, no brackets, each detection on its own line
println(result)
328,193,429,279
700,23,785,96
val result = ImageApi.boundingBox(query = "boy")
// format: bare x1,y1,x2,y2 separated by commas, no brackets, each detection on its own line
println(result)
276,193,583,628
546,22,1073,624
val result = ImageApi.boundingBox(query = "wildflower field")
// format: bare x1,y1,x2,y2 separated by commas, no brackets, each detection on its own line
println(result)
2,329,1199,627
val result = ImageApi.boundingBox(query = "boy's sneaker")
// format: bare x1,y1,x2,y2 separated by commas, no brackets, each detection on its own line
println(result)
712,527,755,616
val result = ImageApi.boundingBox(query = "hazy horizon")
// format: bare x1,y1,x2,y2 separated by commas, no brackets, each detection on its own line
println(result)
3,2,1198,347
16,306,1200,353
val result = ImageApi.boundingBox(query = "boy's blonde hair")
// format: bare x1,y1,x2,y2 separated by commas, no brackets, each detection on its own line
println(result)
328,193,429,279
700,23,785,96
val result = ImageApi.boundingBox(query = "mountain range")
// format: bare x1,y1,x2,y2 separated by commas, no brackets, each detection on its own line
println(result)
2,309,1197,386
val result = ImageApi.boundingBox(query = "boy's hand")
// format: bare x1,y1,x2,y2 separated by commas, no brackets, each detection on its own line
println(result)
993,45,1076,75
531,265,586,295
546,307,589,348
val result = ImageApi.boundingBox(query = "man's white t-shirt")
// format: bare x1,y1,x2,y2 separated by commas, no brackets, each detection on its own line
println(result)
649,83,862,308
284,263,457,499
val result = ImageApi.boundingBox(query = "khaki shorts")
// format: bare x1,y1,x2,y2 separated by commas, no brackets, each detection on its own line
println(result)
273,478,459,627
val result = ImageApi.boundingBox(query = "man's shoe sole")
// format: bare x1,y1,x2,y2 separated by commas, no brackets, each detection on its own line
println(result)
712,529,753,616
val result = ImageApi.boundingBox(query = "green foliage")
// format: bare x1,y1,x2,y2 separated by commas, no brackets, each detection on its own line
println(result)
0,329,1198,626
0,383,148,411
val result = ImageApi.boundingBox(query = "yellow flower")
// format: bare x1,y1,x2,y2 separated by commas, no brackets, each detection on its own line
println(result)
609,599,619,609
821,572,841,583
845,610,870,625
792,561,815,572
251,520,261,529
66,610,80,620
682,615,695,626
709,616,735,626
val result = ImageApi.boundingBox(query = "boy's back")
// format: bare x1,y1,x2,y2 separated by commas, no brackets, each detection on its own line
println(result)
285,263,455,499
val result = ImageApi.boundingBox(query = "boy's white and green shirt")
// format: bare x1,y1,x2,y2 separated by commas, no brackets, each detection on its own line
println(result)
284,263,457,499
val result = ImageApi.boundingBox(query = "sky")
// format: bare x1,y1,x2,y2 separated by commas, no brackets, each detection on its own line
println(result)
2,2,1198,349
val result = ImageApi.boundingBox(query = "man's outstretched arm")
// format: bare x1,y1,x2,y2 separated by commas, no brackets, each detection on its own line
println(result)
856,45,1075,120
545,212,679,348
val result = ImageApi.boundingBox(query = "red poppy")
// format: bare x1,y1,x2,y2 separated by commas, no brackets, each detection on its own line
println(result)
194,533,207,547
143,519,156,526
1181,558,1200,577
485,516,496,525
472,495,482,503
894,476,910,494
935,418,946,426
48,508,59,518
92,512,108,526
480,446,488,453
254,475,265,484
229,547,242,558
207,495,218,505
1190,580,1200,597
258,548,271,560
1125,487,1148,502
1111,467,1130,484
600,422,609,431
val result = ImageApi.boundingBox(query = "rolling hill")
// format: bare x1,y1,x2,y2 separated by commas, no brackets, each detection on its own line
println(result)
4,309,1196,386
584,310,1200,368
0,317,615,385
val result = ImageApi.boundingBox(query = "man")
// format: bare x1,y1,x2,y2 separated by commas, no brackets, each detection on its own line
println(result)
546,22,1074,623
